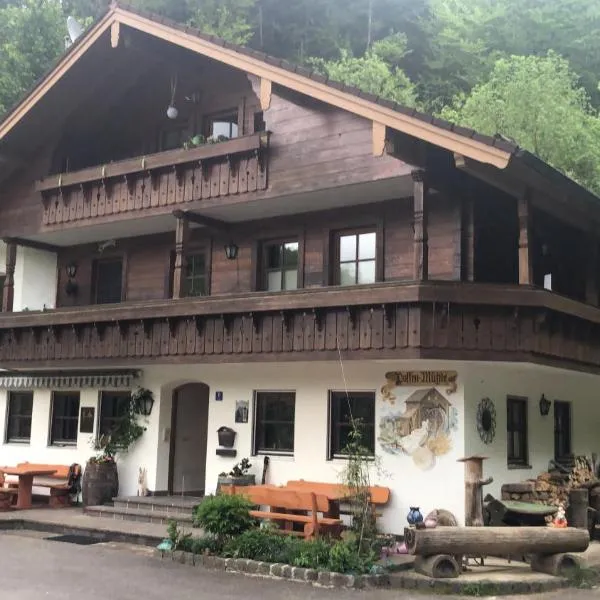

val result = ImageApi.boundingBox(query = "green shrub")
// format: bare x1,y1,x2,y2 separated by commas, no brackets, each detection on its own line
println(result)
223,529,296,563
291,538,331,570
327,537,376,574
166,519,192,550
194,494,255,540
190,535,223,555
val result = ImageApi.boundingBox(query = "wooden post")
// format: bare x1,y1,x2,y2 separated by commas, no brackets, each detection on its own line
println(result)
2,242,16,312
568,488,589,530
458,455,493,527
172,217,189,299
586,237,598,306
412,169,428,280
461,190,475,282
518,190,533,285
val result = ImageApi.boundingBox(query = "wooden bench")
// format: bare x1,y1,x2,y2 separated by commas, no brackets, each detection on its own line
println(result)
286,480,391,516
222,485,342,539
0,473,17,510
4,463,81,508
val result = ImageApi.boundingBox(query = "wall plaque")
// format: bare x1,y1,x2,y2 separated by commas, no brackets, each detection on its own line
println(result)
80,407,95,433
381,370,458,402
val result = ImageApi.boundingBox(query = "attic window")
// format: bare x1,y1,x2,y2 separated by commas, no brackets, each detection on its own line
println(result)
205,110,238,140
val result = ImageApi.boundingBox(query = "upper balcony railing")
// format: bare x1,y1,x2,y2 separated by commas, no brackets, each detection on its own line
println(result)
0,281,598,370
36,133,269,227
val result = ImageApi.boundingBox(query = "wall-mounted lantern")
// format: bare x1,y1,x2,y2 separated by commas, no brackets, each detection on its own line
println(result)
133,387,155,417
539,394,551,416
224,242,239,260
65,261,78,296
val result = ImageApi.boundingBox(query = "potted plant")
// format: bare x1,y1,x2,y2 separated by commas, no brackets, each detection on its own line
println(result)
217,458,255,492
82,390,148,507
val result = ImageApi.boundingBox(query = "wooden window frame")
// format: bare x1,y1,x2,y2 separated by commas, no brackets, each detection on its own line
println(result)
333,227,378,286
98,391,131,437
183,251,210,297
5,391,33,444
49,391,80,446
554,400,572,462
327,390,376,460
203,108,240,140
252,390,296,456
91,255,127,305
507,396,529,468
260,237,300,292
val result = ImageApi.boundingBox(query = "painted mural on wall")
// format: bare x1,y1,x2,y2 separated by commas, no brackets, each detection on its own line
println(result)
378,371,459,470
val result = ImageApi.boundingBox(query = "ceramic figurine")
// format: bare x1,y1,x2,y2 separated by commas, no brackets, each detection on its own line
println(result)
551,504,568,528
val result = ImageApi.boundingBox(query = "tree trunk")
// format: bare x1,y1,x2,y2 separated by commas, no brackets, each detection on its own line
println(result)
414,554,460,579
530,553,582,576
568,488,589,529
458,455,492,526
404,527,589,557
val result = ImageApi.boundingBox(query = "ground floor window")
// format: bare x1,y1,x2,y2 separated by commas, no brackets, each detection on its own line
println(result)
5,391,33,443
328,391,375,459
554,400,572,462
253,391,295,455
507,396,528,467
50,392,80,445
99,391,131,436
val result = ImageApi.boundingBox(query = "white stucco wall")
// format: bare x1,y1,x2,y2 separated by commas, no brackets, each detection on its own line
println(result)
13,246,57,311
464,362,600,501
142,360,466,535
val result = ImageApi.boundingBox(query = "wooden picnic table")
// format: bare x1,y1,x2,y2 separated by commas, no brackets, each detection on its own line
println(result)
0,466,57,509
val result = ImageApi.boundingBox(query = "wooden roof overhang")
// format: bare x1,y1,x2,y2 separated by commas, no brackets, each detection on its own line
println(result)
0,3,599,232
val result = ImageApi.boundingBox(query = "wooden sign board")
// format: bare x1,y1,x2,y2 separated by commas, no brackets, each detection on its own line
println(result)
381,370,458,403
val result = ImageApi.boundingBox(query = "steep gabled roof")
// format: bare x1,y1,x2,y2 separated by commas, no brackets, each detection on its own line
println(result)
0,3,512,170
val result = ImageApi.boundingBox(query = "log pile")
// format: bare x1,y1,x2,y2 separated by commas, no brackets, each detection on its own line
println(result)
501,456,598,509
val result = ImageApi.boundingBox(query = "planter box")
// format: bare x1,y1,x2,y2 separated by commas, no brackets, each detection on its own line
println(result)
217,474,255,493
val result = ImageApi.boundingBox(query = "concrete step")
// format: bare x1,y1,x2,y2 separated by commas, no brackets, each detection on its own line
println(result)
112,495,203,517
84,504,196,526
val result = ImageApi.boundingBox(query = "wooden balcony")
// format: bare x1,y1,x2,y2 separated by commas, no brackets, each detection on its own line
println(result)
37,133,269,227
0,282,599,371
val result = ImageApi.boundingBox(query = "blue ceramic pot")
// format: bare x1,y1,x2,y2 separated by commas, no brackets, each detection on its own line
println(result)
407,506,423,525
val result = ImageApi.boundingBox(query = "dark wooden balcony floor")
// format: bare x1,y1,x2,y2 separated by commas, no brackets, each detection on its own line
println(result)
0,282,598,371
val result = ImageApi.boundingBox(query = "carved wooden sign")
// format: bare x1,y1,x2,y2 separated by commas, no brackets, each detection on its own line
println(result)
381,370,458,403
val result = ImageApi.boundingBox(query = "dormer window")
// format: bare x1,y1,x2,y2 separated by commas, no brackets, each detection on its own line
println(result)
205,109,239,140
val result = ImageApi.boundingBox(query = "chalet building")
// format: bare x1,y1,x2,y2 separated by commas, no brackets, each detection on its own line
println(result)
0,4,599,533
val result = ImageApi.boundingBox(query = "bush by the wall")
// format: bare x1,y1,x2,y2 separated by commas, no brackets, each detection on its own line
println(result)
193,494,255,541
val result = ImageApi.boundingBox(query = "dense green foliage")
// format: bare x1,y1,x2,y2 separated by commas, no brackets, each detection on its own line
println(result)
3,0,600,193
193,494,255,540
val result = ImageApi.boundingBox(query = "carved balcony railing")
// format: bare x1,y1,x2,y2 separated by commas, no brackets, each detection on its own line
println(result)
37,133,269,227
0,282,599,370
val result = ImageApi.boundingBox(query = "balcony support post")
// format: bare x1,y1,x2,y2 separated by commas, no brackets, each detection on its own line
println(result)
518,189,533,286
412,169,428,281
2,242,16,312
586,236,599,306
172,216,190,299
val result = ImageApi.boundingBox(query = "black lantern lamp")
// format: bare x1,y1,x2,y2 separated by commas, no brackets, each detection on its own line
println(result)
65,261,78,296
539,394,551,416
224,242,239,260
133,387,155,417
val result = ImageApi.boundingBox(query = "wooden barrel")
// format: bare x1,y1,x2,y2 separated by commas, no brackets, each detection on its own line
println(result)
82,461,119,506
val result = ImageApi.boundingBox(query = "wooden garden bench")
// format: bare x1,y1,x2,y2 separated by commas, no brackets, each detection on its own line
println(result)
4,463,80,507
0,473,18,510
221,485,342,539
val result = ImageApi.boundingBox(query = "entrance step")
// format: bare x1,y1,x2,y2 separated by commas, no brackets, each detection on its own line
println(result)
84,504,196,526
84,496,203,526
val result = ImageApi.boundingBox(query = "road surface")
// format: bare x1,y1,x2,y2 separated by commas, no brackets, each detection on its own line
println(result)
0,530,597,600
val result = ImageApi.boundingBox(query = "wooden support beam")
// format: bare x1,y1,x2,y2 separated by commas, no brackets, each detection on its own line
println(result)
461,192,475,282
259,78,272,111
172,209,231,231
2,242,16,313
110,21,120,48
372,121,386,156
412,169,428,280
172,217,190,299
2,237,60,254
586,237,599,306
518,190,534,285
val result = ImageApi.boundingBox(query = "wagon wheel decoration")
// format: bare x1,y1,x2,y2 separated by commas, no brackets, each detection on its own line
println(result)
476,397,496,444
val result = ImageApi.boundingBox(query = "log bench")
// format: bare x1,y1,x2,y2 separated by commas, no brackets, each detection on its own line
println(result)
221,485,342,539
3,463,81,508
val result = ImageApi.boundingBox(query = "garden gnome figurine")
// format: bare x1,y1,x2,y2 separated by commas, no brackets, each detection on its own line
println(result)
551,504,568,528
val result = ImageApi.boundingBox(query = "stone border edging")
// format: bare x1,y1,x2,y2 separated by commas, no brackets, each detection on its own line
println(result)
158,550,572,594
157,550,390,589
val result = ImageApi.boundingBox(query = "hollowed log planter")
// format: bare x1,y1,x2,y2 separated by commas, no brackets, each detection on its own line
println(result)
82,461,119,507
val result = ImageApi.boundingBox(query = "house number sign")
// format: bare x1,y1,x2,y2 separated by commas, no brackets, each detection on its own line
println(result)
381,370,458,403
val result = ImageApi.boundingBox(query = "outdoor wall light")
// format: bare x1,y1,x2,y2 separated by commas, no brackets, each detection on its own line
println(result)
539,394,551,416
133,387,155,417
224,242,239,260
65,261,78,279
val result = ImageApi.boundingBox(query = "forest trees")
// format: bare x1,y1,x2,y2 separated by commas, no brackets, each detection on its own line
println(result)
2,0,600,194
